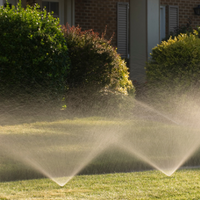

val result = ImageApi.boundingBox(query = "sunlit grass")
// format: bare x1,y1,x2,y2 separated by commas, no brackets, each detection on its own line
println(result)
0,117,200,182
0,116,200,197
0,117,127,135
0,169,200,199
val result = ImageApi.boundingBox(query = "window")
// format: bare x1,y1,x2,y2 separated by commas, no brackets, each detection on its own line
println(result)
168,5,179,35
42,0,64,24
42,1,59,18
117,2,129,59
1,0,17,6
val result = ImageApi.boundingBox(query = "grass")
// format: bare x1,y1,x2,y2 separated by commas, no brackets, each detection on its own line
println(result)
0,117,200,199
0,169,200,199
0,117,200,181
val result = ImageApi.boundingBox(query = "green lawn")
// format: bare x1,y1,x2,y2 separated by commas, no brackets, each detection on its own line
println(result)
1,117,200,181
1,117,200,199
0,169,200,199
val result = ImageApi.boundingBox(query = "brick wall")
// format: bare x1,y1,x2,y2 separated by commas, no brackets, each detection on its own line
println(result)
75,0,129,47
160,0,200,36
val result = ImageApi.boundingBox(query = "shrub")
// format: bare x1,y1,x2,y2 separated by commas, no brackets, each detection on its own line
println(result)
0,1,70,94
62,25,135,116
163,19,200,42
144,30,200,114
62,25,134,96
146,30,200,90
163,19,194,41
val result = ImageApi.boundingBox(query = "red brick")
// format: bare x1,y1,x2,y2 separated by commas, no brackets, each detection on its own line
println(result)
75,0,129,46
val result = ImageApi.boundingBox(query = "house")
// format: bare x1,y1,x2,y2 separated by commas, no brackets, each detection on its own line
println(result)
1,0,200,82
160,0,200,40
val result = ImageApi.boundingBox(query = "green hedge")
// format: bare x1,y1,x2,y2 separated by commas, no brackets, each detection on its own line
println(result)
63,25,134,96
146,30,200,91
62,26,135,116
0,1,70,94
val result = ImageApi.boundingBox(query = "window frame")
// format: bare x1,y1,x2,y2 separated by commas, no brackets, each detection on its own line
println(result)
42,0,64,24
160,5,166,42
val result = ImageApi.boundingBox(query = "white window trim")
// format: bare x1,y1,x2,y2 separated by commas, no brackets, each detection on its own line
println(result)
160,5,166,42
42,0,64,25
65,0,75,26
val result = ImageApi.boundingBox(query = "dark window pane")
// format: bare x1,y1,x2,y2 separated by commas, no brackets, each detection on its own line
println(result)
50,2,59,16
42,1,49,12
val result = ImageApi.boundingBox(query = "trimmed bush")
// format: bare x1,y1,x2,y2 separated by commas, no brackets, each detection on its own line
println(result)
146,30,200,90
163,20,194,41
0,1,70,93
62,25,135,116
143,30,200,114
62,25,134,96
